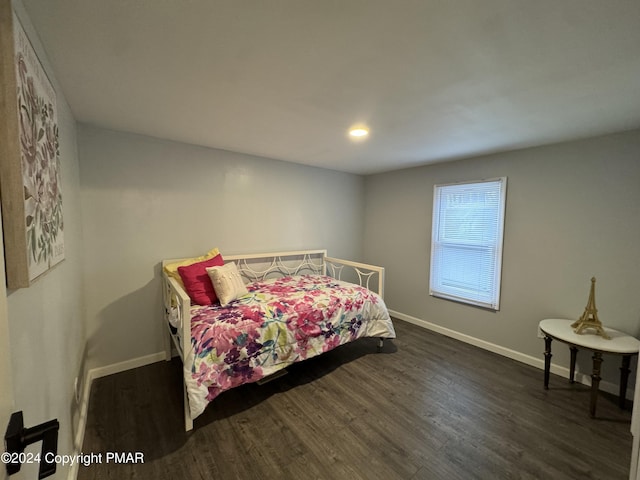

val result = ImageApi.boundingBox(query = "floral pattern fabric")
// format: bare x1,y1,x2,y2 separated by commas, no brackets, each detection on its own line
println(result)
184,275,396,418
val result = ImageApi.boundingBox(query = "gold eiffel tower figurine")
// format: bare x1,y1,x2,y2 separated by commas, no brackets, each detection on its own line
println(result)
571,277,610,339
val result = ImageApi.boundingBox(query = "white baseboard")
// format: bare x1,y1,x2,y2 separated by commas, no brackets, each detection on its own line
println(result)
67,351,167,480
88,352,167,381
389,309,633,400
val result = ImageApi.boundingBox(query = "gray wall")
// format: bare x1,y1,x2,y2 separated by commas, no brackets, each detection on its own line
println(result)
363,129,640,385
77,125,365,371
6,2,86,479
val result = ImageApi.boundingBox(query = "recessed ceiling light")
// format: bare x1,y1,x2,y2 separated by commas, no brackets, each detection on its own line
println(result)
349,126,369,138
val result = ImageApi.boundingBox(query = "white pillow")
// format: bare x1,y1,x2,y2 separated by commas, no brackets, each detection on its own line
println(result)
206,262,248,306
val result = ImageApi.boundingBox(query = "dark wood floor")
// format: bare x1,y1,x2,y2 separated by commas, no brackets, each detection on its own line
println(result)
79,319,633,480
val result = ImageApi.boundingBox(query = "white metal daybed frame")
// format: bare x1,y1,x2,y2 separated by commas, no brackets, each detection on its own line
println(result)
161,249,386,431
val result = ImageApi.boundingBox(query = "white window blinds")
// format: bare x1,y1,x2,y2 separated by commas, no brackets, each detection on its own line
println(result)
429,177,507,310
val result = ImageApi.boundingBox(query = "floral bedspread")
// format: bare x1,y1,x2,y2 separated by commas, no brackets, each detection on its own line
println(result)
184,275,396,418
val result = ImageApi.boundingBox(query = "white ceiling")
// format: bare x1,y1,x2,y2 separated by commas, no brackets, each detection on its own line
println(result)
21,0,640,175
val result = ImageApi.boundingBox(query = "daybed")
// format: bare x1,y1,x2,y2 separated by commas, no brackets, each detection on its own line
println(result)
162,249,396,431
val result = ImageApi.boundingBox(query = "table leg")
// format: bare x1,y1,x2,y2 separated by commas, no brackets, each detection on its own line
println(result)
590,352,603,418
569,346,578,384
544,335,552,390
619,355,632,409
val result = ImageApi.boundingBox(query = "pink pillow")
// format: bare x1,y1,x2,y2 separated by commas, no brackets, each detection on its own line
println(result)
177,254,225,305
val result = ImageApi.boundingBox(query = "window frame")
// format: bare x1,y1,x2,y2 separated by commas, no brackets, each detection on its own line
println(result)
429,177,507,310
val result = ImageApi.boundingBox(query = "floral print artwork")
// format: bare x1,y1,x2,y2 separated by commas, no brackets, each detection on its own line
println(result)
184,275,396,418
13,14,64,281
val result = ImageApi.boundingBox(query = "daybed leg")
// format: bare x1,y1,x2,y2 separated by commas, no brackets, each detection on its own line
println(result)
163,324,172,362
377,337,384,352
184,384,193,432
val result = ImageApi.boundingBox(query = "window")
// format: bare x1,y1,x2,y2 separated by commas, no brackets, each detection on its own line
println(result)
429,177,507,310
